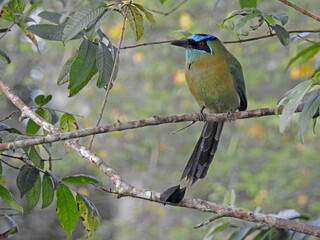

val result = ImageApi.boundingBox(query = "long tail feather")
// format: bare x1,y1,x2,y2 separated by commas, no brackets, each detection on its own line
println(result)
181,120,224,184
160,120,224,203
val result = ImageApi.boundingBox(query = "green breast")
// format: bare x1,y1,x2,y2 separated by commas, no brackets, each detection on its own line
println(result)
185,54,240,113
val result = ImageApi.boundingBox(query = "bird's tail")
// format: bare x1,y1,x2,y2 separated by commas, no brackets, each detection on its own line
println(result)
160,121,224,203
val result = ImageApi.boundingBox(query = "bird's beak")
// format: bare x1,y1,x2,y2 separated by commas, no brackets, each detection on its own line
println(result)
171,39,190,49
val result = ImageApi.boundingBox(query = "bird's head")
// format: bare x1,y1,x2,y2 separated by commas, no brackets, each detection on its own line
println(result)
171,34,219,55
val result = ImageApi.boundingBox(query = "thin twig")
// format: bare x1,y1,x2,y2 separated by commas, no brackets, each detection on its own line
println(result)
120,29,320,49
89,1,131,150
278,0,320,22
0,158,21,170
297,35,320,46
0,110,19,122
194,213,226,229
147,0,188,16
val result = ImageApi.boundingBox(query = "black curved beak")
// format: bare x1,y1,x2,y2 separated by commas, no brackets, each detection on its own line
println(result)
171,39,191,49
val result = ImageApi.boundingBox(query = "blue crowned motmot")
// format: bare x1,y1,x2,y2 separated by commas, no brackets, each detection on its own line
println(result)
160,34,247,203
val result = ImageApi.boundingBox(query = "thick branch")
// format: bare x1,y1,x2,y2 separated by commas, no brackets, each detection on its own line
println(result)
0,104,304,151
278,0,320,22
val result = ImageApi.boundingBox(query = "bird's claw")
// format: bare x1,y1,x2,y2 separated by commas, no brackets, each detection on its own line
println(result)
199,107,207,121
227,109,235,122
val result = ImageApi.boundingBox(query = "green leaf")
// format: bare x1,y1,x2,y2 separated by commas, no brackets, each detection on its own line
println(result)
60,113,78,132
159,0,166,4
68,39,98,96
285,45,320,71
298,88,320,140
38,11,62,24
43,108,59,125
280,81,312,133
62,175,100,184
1,7,16,21
16,165,39,197
28,146,44,169
26,108,45,135
56,184,79,239
261,13,276,26
132,3,156,26
35,94,52,106
8,0,26,13
26,174,41,210
0,49,11,64
234,10,261,33
76,193,100,237
271,24,290,46
126,5,144,41
0,215,19,237
27,24,65,41
271,13,288,26
96,42,114,88
42,173,54,208
239,0,257,8
62,2,108,43
57,56,75,85
0,184,23,212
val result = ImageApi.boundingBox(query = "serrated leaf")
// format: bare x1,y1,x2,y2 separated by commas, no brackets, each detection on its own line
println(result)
57,56,75,85
0,185,23,212
26,174,41,210
62,2,108,43
132,3,156,26
126,5,144,41
96,42,114,88
16,165,39,197
28,146,44,169
56,184,79,239
271,13,288,26
0,49,11,64
239,0,257,8
298,88,320,140
271,24,290,46
76,193,100,237
62,175,100,184
280,81,312,133
261,13,276,26
60,113,78,132
35,94,52,106
42,174,54,208
38,11,62,24
68,39,98,96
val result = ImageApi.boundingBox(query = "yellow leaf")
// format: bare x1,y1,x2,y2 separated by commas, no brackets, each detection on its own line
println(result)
179,12,193,30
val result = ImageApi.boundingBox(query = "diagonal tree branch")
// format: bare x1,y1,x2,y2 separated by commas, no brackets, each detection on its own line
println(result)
1,76,320,237
278,0,320,22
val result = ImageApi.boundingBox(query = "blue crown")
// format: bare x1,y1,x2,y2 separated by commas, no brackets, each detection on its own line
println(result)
187,34,217,42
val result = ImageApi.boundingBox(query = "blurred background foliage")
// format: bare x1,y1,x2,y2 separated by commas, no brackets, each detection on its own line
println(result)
0,0,320,239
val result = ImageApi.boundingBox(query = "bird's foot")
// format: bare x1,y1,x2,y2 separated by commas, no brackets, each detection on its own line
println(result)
199,106,207,121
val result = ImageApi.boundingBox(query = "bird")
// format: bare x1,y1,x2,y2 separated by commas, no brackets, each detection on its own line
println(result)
160,34,247,203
